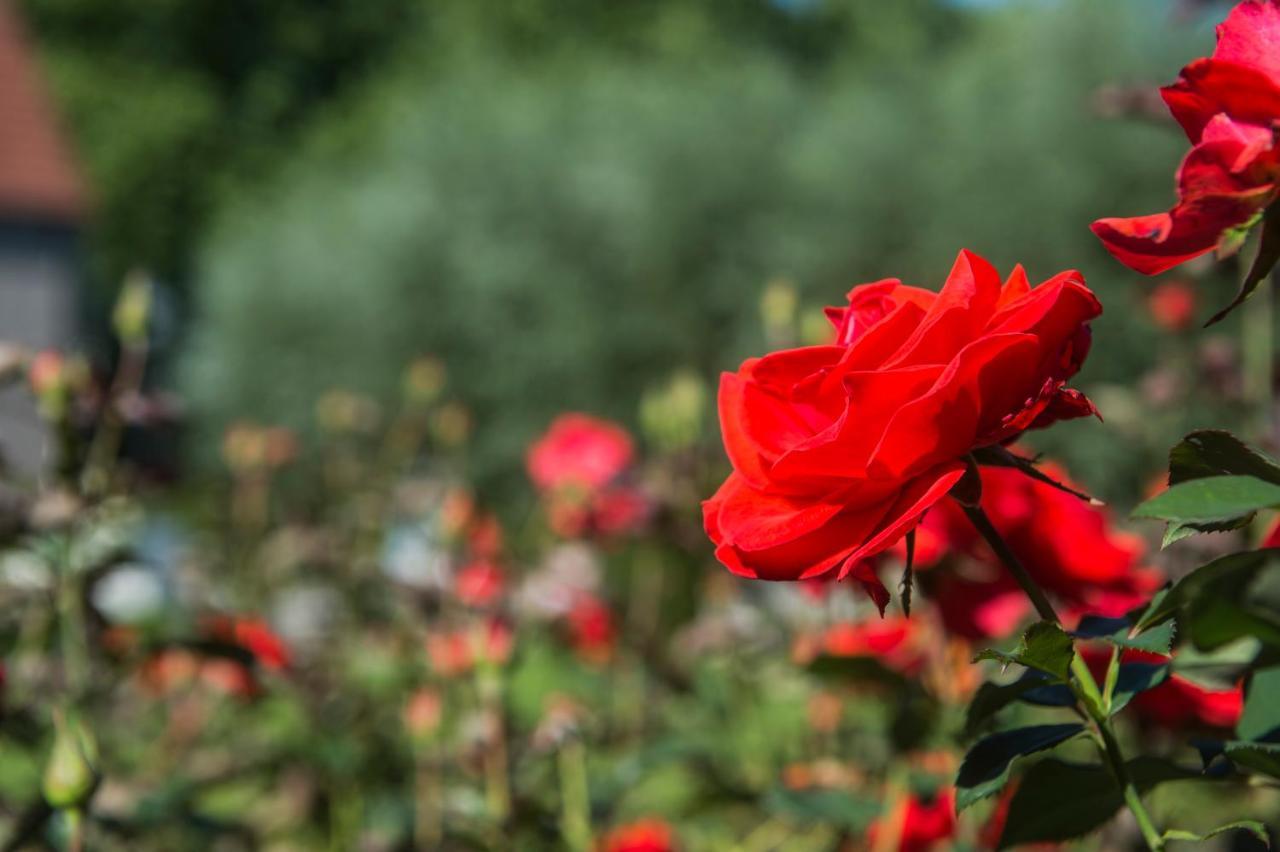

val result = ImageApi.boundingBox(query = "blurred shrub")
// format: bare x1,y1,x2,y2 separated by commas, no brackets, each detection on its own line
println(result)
182,0,1213,500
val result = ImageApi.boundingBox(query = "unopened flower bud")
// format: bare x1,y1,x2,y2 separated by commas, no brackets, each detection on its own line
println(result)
403,357,446,406
42,709,98,810
112,270,152,348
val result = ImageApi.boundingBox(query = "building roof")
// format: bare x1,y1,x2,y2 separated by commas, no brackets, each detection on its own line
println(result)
0,0,86,223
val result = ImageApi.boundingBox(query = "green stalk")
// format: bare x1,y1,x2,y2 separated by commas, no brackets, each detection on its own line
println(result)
557,738,592,852
964,504,1164,851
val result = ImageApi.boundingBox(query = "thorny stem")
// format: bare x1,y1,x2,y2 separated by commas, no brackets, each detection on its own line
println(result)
961,506,1059,623
962,504,1165,852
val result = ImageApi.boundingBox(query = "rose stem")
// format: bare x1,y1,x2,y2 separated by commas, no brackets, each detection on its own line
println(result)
961,504,1165,852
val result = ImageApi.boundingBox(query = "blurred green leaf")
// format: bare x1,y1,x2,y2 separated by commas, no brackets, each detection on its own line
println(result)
763,786,881,830
1137,550,1280,650
1162,820,1270,845
1224,741,1280,779
1237,666,1280,742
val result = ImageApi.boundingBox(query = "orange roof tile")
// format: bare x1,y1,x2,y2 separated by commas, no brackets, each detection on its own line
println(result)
0,0,86,222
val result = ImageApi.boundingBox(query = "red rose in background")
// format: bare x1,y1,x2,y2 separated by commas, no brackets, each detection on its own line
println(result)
528,414,650,538
929,463,1160,640
1132,670,1244,730
866,788,957,852
1092,1,1280,276
1261,514,1280,546
1082,648,1243,730
794,615,927,676
565,594,617,665
455,559,506,608
599,819,676,852
528,414,634,492
1109,649,1243,730
141,617,293,701
205,615,292,672
426,619,514,677
704,250,1100,609
1146,280,1198,332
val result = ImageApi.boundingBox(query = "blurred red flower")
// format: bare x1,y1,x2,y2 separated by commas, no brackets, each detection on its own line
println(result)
704,250,1100,610
528,413,650,539
599,819,676,852
1146,280,1198,331
866,788,957,852
426,619,514,677
797,615,927,675
204,615,292,672
566,594,616,665
928,463,1161,640
1092,1,1280,275
1262,513,1280,546
403,687,444,740
455,559,506,608
528,413,634,492
1087,648,1244,731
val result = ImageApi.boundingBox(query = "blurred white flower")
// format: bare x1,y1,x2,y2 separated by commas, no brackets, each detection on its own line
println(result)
92,564,164,623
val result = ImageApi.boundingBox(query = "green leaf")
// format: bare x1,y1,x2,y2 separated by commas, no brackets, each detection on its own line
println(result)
1163,820,1270,845
1224,741,1280,779
1238,666,1280,742
955,723,1084,812
1133,476,1280,525
1109,662,1170,716
1136,550,1280,651
997,757,1206,849
1168,430,1280,486
1073,615,1176,655
964,672,1054,735
1206,201,1280,326
1156,431,1280,543
996,760,1121,849
1183,593,1280,651
974,622,1075,682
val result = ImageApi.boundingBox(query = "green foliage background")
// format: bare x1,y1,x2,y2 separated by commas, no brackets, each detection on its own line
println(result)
25,0,1244,502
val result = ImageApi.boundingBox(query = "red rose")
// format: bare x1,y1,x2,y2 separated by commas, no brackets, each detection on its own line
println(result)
704,251,1100,609
1092,0,1280,275
866,788,957,852
528,414,634,493
599,819,676,852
